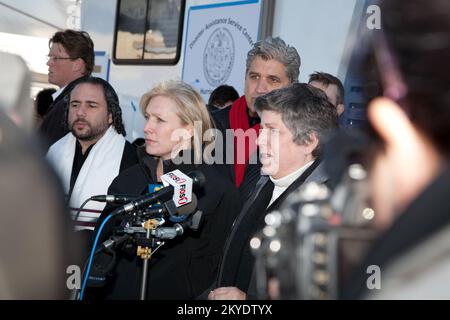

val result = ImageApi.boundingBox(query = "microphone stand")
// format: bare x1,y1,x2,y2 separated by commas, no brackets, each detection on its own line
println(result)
137,218,159,300
135,210,203,300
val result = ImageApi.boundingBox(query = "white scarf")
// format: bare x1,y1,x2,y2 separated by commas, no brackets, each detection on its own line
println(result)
268,160,314,207
47,126,126,229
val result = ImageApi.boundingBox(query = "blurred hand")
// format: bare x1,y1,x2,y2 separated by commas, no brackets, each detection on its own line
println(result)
208,287,246,300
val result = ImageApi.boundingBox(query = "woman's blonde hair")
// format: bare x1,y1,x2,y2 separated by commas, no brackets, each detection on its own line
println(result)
140,79,214,163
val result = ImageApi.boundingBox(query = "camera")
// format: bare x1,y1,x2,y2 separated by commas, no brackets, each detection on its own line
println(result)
251,163,379,299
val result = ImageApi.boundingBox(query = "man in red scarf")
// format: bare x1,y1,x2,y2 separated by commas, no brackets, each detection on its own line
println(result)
213,37,301,200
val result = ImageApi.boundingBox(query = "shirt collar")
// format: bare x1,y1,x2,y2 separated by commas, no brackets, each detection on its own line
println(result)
52,86,66,100
269,160,315,188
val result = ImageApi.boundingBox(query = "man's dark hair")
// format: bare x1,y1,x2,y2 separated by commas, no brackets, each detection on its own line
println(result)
377,0,450,156
208,85,239,108
254,83,338,158
35,88,56,117
49,30,95,75
64,77,126,136
308,71,345,105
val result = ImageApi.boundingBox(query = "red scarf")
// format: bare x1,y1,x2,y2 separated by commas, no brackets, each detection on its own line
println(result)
229,96,261,187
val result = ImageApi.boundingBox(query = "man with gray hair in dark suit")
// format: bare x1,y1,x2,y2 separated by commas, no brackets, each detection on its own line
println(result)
208,83,338,300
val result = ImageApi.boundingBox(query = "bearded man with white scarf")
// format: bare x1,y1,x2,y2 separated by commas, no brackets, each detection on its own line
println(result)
47,77,138,231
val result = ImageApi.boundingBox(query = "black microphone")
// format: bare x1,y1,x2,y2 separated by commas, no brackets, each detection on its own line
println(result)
143,194,198,218
90,194,140,203
175,193,198,216
151,195,200,239
112,170,205,216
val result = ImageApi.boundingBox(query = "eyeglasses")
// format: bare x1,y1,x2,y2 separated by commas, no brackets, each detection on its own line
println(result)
46,55,77,62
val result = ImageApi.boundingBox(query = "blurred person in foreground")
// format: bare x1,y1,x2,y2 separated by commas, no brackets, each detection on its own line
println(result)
0,52,80,299
342,0,450,299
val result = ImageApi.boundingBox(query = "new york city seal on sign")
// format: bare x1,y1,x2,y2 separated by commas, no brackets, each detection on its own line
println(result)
203,27,235,87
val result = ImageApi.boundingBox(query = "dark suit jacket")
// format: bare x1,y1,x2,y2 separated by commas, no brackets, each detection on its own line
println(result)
215,159,329,293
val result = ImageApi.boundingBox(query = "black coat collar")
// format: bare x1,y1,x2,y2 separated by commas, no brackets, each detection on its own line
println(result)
137,147,200,184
